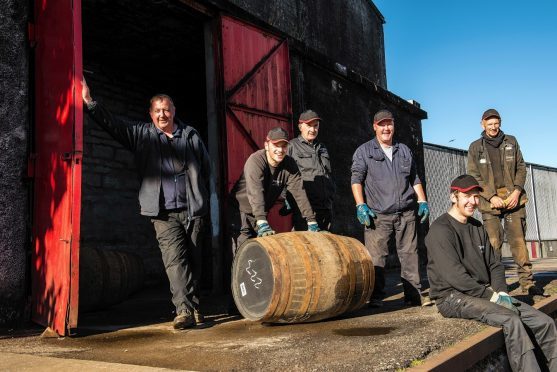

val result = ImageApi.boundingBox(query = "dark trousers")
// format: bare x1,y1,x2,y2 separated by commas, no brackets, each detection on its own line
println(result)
230,211,257,256
151,210,204,313
364,209,421,301
293,208,332,232
437,292,557,372
483,208,534,289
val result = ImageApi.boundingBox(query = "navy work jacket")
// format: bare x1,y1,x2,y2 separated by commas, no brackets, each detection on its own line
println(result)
351,138,420,214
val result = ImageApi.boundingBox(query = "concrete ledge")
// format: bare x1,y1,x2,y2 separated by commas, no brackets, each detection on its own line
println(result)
410,295,557,371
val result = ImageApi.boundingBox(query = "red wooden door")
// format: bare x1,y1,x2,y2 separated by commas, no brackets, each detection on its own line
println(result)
221,15,293,232
31,0,83,336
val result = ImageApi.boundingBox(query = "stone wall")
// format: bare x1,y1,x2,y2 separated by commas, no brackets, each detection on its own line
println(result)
0,0,29,326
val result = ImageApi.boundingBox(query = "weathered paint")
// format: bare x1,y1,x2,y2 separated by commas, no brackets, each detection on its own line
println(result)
31,0,82,336
221,15,293,232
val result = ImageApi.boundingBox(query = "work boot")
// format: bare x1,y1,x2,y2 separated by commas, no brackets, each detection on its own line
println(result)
420,295,434,307
405,294,433,307
173,308,195,330
522,284,549,297
194,309,205,324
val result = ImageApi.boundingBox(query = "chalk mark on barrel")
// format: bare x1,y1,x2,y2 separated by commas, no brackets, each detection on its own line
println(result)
246,260,263,289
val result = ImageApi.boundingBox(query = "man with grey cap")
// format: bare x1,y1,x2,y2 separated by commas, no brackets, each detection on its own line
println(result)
230,127,319,252
280,110,336,231
467,109,547,297
426,174,556,372
351,109,431,307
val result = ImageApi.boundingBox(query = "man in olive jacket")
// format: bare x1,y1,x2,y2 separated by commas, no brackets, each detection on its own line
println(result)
467,108,546,296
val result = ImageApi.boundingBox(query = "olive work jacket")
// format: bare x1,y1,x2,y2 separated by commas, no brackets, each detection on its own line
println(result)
467,134,527,217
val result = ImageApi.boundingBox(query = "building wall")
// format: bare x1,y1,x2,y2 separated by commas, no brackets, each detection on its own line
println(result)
0,0,29,326
0,0,424,325
228,0,387,87
291,59,426,264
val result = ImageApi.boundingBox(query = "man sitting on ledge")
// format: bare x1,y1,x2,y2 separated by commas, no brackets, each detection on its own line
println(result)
426,174,556,372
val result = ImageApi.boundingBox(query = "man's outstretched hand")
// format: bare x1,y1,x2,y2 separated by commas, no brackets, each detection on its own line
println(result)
82,79,92,105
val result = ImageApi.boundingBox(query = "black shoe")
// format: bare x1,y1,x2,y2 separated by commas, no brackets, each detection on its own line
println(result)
523,285,550,297
368,298,383,308
173,309,195,329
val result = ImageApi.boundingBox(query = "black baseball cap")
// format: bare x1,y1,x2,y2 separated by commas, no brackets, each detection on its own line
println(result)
450,174,483,193
481,109,501,121
266,127,289,144
299,110,321,124
373,109,394,124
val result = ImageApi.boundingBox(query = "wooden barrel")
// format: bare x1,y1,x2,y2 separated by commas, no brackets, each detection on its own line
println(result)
79,247,145,312
231,232,374,323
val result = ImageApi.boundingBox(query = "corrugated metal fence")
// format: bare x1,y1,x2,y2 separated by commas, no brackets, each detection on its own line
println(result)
424,143,557,243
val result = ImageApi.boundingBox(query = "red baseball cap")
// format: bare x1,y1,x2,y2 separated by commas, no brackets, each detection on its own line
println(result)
450,174,483,193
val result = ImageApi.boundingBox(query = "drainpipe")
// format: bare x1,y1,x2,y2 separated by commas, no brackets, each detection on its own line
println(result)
529,164,543,258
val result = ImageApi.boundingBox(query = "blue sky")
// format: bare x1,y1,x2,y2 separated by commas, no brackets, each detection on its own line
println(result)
373,1,557,168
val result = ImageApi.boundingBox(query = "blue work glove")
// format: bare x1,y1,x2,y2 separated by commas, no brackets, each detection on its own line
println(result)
356,204,376,227
491,292,520,315
417,201,430,224
279,199,293,216
256,220,276,237
307,222,320,232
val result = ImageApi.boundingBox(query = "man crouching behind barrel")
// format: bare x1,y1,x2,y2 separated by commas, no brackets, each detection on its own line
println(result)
229,127,320,254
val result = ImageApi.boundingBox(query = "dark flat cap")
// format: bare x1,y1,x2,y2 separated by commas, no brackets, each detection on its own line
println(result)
481,109,501,121
373,109,394,124
299,110,321,123
450,174,483,193
266,127,289,143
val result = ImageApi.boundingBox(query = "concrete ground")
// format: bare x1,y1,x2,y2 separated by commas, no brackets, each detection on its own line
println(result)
1,258,556,372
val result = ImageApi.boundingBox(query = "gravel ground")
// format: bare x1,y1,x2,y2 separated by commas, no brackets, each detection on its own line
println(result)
1,258,556,371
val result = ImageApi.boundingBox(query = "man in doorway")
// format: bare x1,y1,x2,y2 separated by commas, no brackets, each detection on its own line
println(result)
280,110,335,231
351,109,431,307
82,81,210,330
230,127,319,252
467,108,547,296
426,174,556,371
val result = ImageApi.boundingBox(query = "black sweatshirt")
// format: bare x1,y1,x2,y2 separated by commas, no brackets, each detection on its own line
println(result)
426,213,507,302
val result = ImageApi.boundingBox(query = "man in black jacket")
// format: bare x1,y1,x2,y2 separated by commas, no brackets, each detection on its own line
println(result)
426,175,556,371
82,81,210,330
281,110,335,231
